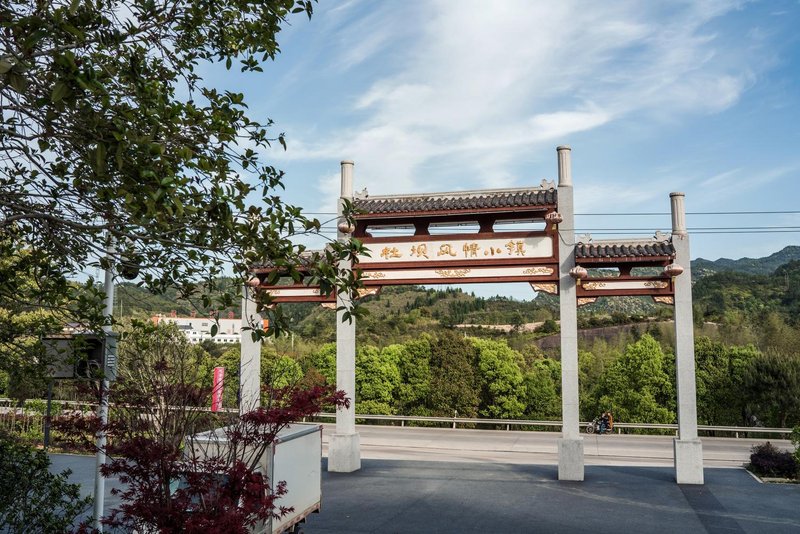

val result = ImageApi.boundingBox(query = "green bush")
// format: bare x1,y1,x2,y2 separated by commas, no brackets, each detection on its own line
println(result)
0,433,92,532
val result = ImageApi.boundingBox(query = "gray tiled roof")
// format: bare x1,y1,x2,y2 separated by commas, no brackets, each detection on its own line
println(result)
353,188,556,217
575,240,675,259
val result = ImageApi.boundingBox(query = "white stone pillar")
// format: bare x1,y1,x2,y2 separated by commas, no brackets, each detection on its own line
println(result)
328,160,361,472
556,146,584,481
670,192,704,484
240,286,262,414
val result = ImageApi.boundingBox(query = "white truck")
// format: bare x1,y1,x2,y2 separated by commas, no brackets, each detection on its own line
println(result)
187,423,323,534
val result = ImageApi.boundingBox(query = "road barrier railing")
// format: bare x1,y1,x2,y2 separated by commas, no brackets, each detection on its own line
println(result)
1,399,792,440
311,412,793,438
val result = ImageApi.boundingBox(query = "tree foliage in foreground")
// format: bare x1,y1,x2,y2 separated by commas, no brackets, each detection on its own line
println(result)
0,0,362,357
0,433,91,533
0,238,90,401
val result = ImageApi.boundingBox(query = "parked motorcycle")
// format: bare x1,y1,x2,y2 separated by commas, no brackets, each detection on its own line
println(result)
586,416,612,434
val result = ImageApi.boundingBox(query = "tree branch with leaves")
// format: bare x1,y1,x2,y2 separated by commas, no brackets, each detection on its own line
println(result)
1,0,363,344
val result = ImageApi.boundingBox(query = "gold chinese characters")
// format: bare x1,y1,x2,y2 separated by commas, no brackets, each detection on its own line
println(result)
378,240,531,260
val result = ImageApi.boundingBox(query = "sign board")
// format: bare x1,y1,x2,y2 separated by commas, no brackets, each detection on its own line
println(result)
360,264,556,284
43,333,118,381
357,235,553,266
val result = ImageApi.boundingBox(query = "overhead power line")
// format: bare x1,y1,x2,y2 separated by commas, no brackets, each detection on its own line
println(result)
311,228,800,236
577,210,800,216
302,210,800,217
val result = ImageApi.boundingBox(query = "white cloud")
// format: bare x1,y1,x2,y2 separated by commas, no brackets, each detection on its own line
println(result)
327,4,399,70
274,0,775,204
699,169,741,188
695,164,800,202
575,182,664,214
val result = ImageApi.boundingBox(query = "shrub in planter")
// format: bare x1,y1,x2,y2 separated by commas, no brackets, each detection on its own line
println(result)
749,442,799,479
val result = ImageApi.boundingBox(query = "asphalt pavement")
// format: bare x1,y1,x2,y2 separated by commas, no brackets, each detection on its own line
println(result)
311,459,799,534
321,424,792,468
48,426,800,533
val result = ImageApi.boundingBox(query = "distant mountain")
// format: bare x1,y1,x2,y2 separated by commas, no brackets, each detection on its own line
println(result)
692,257,800,324
113,278,242,319
692,246,800,277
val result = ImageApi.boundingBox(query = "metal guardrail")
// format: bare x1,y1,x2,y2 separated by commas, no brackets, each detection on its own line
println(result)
313,413,794,438
1,400,792,439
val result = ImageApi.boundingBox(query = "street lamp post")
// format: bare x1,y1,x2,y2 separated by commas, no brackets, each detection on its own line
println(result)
92,242,115,531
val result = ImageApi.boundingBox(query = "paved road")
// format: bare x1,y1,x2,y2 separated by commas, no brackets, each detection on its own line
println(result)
314,459,800,534
50,426,798,533
321,424,790,468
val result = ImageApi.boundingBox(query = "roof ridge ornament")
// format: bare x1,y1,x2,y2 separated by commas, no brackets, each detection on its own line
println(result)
355,185,554,200
654,230,670,241
587,231,673,246
540,179,556,190
355,187,369,199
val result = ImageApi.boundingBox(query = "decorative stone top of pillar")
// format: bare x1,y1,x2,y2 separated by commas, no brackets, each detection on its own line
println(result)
557,146,572,187
670,192,687,235
340,160,354,199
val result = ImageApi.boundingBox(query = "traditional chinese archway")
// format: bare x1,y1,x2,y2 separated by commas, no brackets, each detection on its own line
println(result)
242,147,704,485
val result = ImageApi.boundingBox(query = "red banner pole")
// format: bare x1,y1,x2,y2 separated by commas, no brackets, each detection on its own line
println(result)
212,366,225,412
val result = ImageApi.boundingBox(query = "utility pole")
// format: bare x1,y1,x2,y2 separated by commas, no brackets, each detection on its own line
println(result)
93,241,115,531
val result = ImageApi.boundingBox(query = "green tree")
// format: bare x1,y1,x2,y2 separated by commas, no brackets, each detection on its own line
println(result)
694,337,759,426
305,342,336,385
744,350,800,428
198,339,228,359
470,338,526,419
592,334,675,424
757,312,800,357
522,358,561,420
537,319,559,334
0,241,73,402
194,343,305,408
428,332,479,417
791,426,800,465
390,338,432,415
1,0,361,348
117,321,212,434
262,354,303,390
355,345,400,415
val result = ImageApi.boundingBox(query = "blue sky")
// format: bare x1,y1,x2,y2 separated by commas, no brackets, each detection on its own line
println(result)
207,1,800,297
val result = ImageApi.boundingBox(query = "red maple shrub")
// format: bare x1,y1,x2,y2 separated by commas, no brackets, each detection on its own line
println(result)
748,442,799,479
55,323,347,533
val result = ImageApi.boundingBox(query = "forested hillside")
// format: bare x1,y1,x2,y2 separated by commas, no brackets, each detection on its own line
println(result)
693,245,800,277
18,249,796,431
692,260,800,326
112,245,800,328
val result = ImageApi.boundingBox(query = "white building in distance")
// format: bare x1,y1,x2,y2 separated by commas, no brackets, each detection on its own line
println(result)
151,311,265,344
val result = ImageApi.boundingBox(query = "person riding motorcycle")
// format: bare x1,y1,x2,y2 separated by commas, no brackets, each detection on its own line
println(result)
586,412,615,434
599,411,610,433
